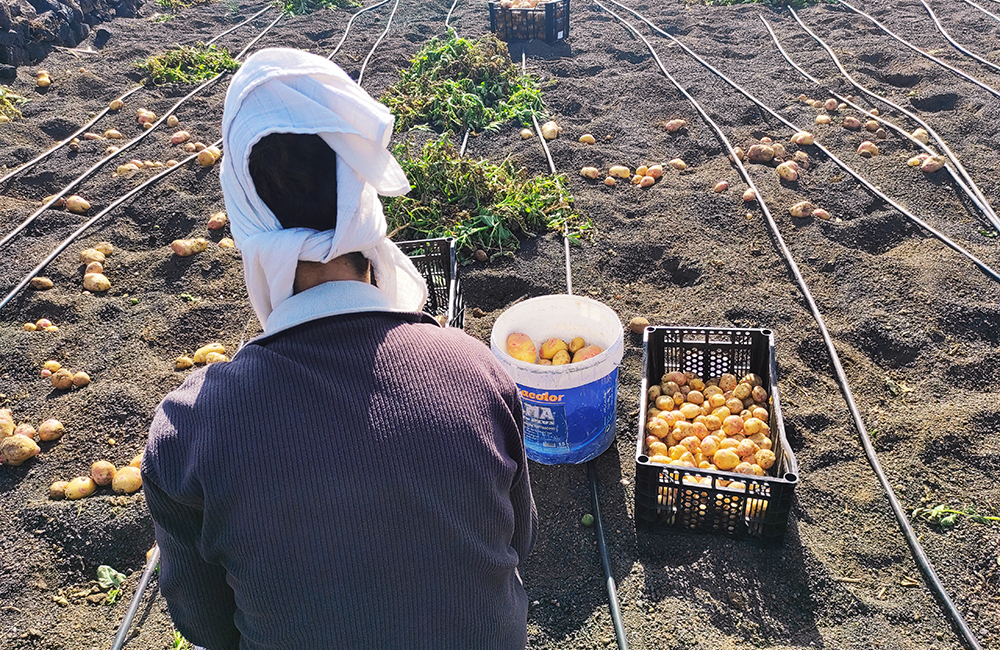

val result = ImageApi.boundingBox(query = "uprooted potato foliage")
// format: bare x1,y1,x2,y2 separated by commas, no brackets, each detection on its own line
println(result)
136,44,241,85
381,31,547,134
384,137,590,260
0,86,29,121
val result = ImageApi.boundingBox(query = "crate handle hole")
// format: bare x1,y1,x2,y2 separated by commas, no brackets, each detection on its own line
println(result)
784,472,798,482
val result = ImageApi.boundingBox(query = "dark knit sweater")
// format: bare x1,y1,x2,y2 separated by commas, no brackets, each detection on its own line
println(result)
142,311,536,650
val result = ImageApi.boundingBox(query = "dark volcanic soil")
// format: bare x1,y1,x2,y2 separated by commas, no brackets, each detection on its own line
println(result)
2,0,999,648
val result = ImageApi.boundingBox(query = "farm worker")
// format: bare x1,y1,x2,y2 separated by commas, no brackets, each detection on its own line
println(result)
142,48,536,650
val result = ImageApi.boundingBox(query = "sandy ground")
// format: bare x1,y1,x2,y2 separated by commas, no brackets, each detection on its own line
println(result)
1,0,999,648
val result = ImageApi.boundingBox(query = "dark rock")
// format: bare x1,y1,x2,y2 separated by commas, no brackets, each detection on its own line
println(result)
0,29,24,47
0,64,15,79
0,4,11,30
93,26,109,47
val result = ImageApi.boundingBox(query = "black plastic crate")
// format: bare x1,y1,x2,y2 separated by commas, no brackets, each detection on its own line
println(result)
397,237,464,329
634,327,799,545
488,0,570,44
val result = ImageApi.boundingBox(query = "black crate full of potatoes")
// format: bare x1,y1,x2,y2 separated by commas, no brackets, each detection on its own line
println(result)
634,327,799,545
488,0,569,44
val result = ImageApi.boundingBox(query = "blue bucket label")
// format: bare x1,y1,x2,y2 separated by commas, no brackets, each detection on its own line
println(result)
517,367,619,464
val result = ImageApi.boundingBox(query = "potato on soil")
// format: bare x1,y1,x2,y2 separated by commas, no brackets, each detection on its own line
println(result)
72,371,91,387
540,121,560,140
205,352,229,364
49,481,69,500
176,355,194,370
776,161,798,181
662,119,686,132
109,98,124,111
713,181,728,193
171,131,191,145
0,409,13,437
112,466,143,494
85,261,103,275
645,165,663,179
64,476,97,500
1,435,40,466
197,149,219,167
91,460,116,486
842,116,862,130
506,333,536,363
789,201,813,218
519,128,533,139
790,131,814,145
80,248,105,264
857,141,879,158
29,277,54,290
193,343,226,364
921,155,945,173
38,419,65,442
609,165,631,179
167,114,180,127
911,128,929,144
746,144,774,163
66,195,90,214
815,115,831,125
171,238,209,257
578,134,596,144
639,175,655,187
50,369,74,390
14,423,36,439
629,316,649,334
742,188,756,202
83,273,111,292
207,211,228,230
130,453,143,468
603,177,615,186
580,167,600,180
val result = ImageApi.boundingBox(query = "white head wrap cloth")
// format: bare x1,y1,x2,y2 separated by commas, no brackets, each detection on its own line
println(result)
220,48,428,330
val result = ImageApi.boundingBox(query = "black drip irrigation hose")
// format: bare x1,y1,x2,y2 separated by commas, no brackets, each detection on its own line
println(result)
595,4,984,649
0,87,144,188
357,0,402,86
921,0,1000,77
786,7,999,235
602,0,1000,284
587,462,628,650
327,0,394,60
765,14,1000,233
0,6,274,189
110,545,160,650
445,0,461,31
834,0,1000,101
202,4,274,46
0,141,222,312
0,13,282,253
962,0,1000,22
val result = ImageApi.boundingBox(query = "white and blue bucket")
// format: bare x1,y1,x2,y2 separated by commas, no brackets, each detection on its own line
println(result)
490,295,625,465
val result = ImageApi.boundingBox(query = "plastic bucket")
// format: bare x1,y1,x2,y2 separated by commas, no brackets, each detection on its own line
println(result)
490,295,625,464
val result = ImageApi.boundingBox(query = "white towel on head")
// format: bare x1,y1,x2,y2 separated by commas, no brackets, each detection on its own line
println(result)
219,47,428,331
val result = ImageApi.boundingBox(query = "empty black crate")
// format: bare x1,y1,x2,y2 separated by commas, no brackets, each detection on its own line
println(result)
634,327,799,545
488,0,570,44
397,238,465,329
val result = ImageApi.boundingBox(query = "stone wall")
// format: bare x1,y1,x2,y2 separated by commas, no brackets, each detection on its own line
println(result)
0,0,145,67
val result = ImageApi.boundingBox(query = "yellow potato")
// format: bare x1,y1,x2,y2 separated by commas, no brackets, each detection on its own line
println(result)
50,481,69,500
91,460,116,486
38,419,65,442
112,466,143,494
193,343,226,364
0,408,13,437
714,448,740,470
505,333,536,364
539,338,568,360
65,476,97,500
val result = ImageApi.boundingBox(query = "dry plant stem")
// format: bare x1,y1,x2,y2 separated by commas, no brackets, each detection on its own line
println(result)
592,7,983,647
761,16,999,232
601,0,1000,283
326,0,393,60
920,0,1000,76
357,0,401,86
445,0,460,31
835,0,1000,101
787,7,1000,233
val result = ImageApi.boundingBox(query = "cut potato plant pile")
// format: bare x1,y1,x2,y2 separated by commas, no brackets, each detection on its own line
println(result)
136,44,240,85
0,86,29,122
506,333,603,365
385,137,587,259
644,371,776,487
381,32,546,134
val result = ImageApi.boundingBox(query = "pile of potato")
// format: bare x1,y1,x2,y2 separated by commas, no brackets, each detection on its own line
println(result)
22,317,59,332
42,360,91,390
175,342,229,369
0,411,65,466
506,333,602,365
580,163,665,188
643,370,776,489
49,454,143,500
733,134,833,221
80,242,114,293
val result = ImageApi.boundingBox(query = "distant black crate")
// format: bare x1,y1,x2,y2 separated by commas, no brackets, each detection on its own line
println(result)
488,0,570,44
397,237,465,329
634,327,799,545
